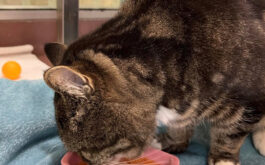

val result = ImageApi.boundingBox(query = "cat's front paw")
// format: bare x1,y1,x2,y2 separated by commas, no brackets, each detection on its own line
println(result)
157,128,191,154
208,158,240,165
253,129,265,156
162,142,189,154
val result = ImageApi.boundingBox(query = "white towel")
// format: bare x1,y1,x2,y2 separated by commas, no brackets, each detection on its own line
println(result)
0,45,34,56
0,45,49,80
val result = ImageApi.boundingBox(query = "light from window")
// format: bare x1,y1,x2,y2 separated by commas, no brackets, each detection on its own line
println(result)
0,0,122,9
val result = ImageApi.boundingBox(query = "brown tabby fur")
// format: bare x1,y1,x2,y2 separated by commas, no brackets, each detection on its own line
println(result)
44,0,265,164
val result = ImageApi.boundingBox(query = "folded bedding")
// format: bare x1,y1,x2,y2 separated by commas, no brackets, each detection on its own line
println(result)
0,79,264,165
0,45,49,80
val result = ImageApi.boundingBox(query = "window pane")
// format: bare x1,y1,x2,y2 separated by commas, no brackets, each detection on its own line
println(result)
0,0,123,9
80,0,121,9
0,0,56,9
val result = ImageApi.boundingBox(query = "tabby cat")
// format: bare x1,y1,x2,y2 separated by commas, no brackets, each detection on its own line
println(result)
43,0,265,164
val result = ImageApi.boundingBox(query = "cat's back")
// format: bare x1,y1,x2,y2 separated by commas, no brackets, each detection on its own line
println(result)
121,0,265,99
67,0,265,97
184,0,265,94
120,0,265,63
166,0,265,100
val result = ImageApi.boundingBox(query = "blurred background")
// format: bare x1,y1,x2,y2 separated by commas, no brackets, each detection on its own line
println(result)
0,0,123,66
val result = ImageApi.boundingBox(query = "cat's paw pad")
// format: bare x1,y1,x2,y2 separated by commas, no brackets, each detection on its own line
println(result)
208,158,240,165
253,129,265,156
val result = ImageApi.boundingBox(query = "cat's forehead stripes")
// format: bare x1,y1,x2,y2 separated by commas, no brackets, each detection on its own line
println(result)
69,106,86,132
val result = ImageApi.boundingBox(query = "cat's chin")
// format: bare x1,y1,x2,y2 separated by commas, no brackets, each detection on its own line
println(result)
98,155,135,165
108,148,144,164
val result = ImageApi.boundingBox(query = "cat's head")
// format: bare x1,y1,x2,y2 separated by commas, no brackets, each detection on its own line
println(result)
43,43,157,164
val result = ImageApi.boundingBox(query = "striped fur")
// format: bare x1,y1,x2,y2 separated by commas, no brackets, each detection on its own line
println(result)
44,0,265,164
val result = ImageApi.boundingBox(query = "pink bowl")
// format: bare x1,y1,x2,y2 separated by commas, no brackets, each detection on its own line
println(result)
61,152,85,165
61,148,179,165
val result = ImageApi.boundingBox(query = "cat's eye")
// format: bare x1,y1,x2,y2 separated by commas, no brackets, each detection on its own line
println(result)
70,110,76,117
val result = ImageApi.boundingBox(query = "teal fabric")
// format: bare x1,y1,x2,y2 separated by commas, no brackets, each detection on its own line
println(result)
0,79,65,165
0,78,264,165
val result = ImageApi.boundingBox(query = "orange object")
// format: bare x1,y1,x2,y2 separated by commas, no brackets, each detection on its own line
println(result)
2,61,21,80
121,157,159,164
78,161,87,165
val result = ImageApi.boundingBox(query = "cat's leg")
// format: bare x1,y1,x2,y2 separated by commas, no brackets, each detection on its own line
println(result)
253,116,265,156
155,105,194,153
208,103,259,165
209,126,247,165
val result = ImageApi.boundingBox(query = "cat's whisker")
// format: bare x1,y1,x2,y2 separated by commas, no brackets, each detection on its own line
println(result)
46,143,62,152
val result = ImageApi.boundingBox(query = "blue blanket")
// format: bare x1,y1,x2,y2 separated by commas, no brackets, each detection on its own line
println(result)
0,79,264,165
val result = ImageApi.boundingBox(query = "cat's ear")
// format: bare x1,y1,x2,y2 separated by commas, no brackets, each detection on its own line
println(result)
44,42,67,66
43,66,94,98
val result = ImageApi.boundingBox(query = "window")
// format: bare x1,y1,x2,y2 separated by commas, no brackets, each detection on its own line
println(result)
80,0,121,9
0,0,56,9
0,0,122,9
